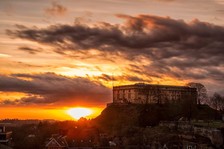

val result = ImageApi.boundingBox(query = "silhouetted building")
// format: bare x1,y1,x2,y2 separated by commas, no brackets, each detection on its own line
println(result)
45,134,68,149
113,83,197,104
0,125,12,146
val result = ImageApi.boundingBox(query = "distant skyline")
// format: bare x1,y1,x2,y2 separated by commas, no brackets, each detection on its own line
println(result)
0,0,224,120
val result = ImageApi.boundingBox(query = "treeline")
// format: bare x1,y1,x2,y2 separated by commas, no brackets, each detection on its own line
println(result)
209,92,224,111
11,119,99,149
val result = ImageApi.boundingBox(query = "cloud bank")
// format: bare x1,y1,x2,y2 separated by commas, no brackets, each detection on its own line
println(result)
6,14,224,96
0,73,111,106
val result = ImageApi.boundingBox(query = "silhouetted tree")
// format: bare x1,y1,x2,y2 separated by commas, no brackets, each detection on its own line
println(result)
187,82,208,105
210,92,224,111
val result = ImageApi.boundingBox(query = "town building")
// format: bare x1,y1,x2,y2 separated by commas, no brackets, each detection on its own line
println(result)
0,125,12,146
113,83,197,104
45,134,68,149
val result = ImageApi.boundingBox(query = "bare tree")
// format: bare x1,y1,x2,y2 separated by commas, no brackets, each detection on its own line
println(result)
187,82,208,105
210,93,224,111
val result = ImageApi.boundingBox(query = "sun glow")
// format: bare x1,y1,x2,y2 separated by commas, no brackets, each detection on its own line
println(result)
67,107,93,120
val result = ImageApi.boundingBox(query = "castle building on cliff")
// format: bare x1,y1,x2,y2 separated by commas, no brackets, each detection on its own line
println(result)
113,83,197,104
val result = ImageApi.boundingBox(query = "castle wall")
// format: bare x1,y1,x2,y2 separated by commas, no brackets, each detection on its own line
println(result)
113,83,197,104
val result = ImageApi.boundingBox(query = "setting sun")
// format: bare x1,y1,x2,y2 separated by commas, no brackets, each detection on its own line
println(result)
67,107,92,120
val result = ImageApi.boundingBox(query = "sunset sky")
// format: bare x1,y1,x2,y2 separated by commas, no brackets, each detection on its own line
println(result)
0,0,224,120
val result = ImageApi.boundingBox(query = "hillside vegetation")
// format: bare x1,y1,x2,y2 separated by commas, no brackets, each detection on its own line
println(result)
94,103,219,134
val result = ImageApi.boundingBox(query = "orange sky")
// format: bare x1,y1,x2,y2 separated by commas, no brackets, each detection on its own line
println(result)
0,106,103,120
0,0,224,120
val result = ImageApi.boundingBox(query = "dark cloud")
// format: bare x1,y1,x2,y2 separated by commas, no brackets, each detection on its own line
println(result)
7,15,224,59
19,46,42,54
0,73,111,106
96,73,150,82
217,9,224,13
156,0,175,1
45,1,67,16
6,14,224,94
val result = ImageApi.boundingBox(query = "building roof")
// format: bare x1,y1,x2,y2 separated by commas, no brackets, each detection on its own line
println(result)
45,135,68,147
113,83,196,90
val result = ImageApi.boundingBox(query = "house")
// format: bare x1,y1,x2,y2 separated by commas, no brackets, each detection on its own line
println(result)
0,125,12,146
45,134,68,149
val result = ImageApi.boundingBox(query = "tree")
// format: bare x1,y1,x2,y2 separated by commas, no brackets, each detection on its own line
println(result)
187,82,208,105
210,92,224,111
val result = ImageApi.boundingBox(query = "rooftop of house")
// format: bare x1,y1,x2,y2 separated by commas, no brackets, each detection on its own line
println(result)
45,134,68,147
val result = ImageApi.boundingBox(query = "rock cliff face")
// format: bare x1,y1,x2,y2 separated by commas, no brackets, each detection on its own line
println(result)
93,103,219,133
93,103,223,148
160,121,224,147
